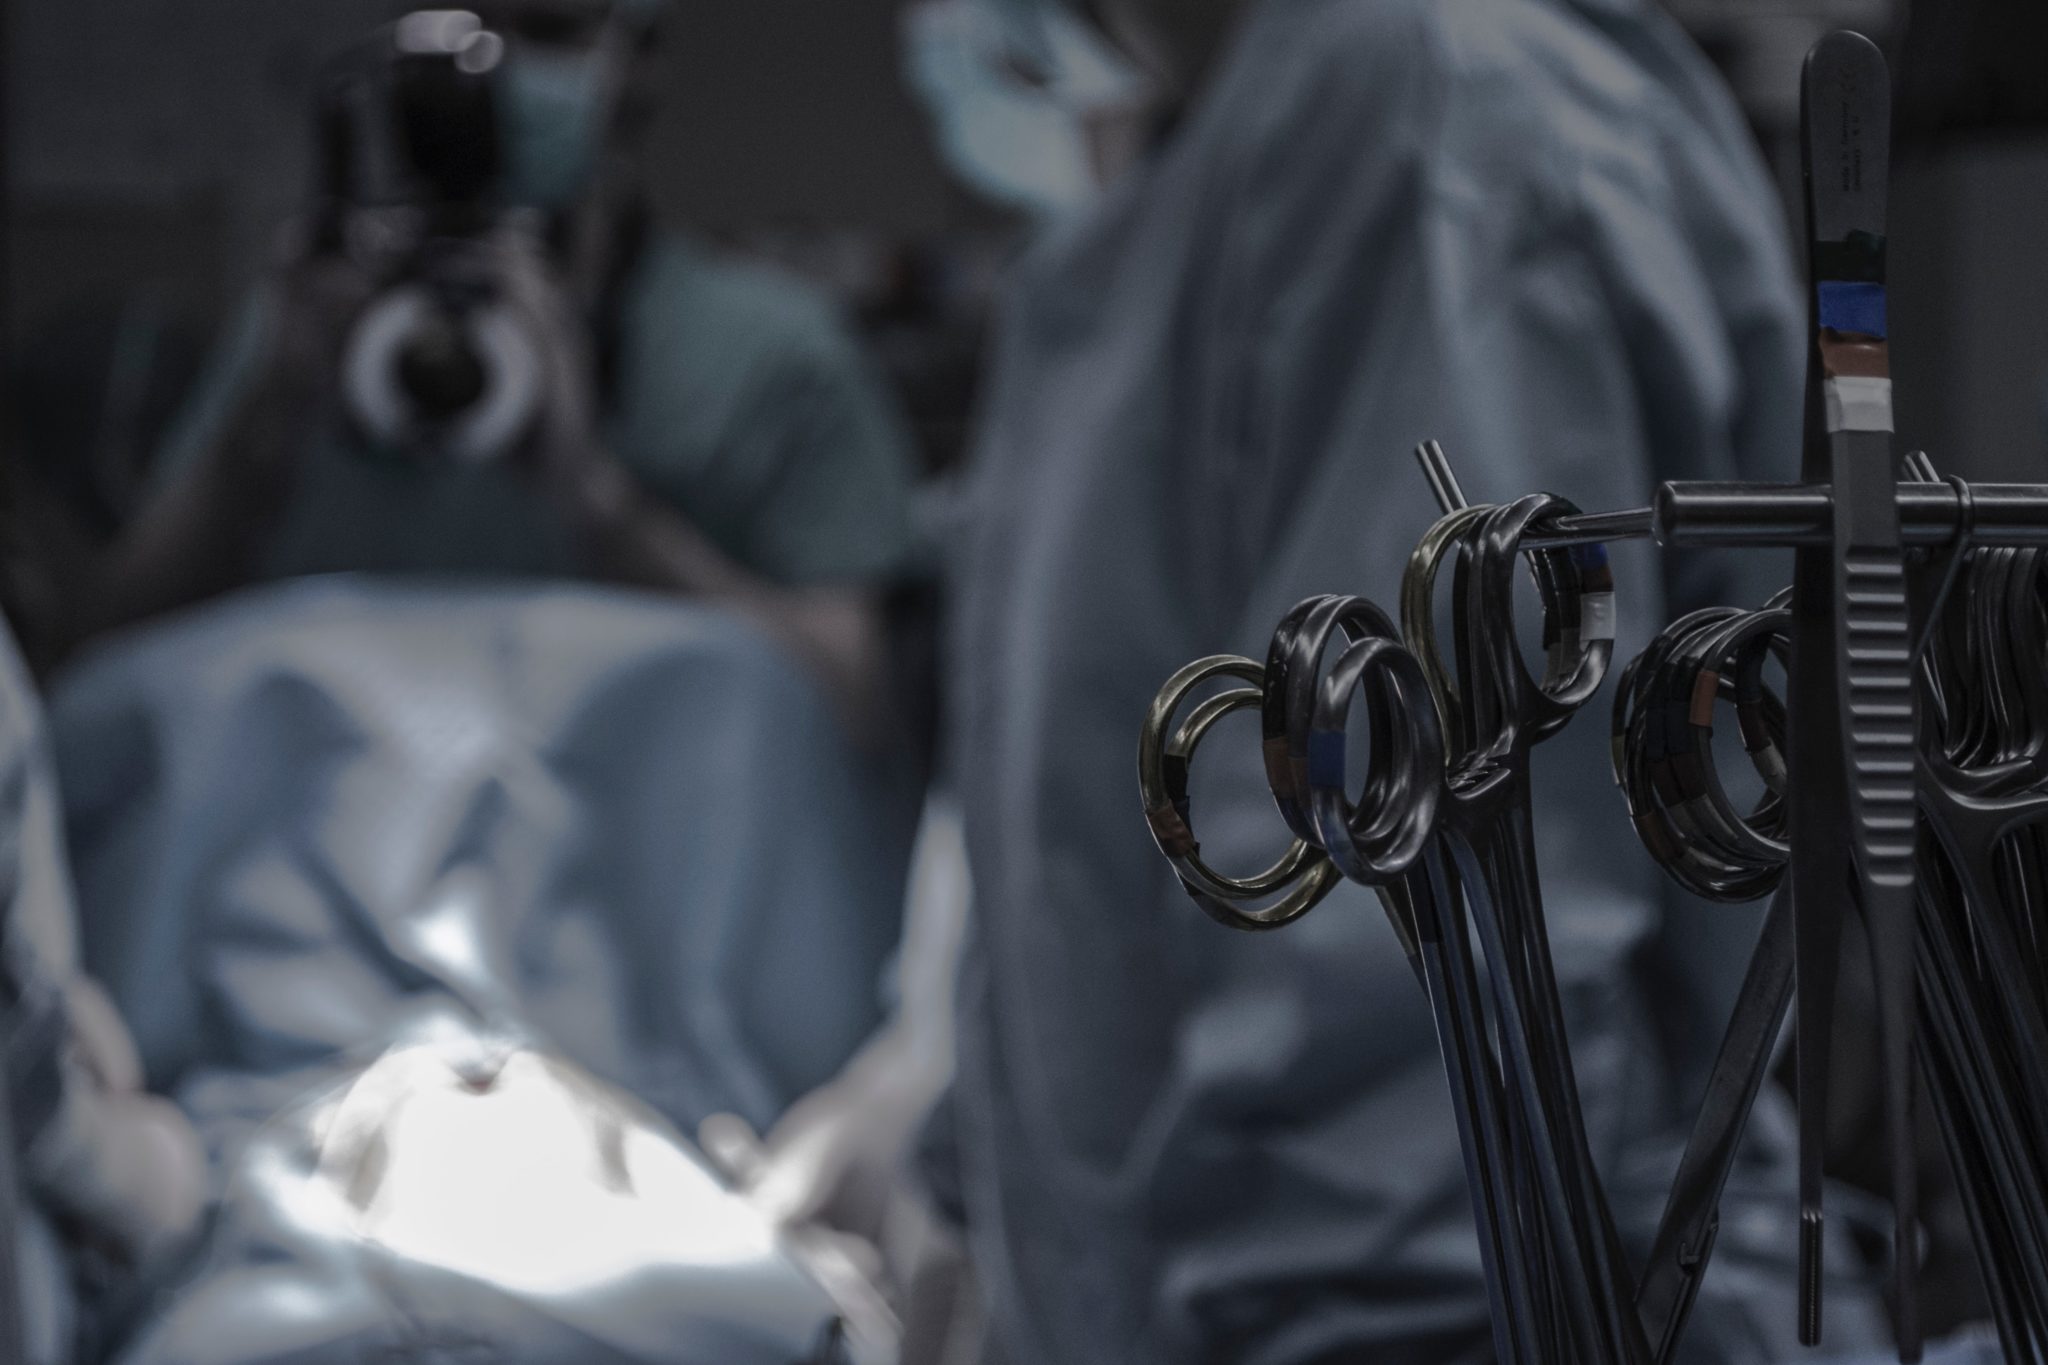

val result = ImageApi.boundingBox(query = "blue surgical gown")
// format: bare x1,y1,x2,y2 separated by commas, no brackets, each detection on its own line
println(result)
0,621,81,1365
943,0,1890,1360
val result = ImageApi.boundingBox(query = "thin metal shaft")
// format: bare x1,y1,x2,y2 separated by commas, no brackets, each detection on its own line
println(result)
1418,441,1471,514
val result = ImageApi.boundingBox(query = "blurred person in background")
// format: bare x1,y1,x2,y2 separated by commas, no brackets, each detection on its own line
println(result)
902,0,1898,1361
0,3,945,1356
44,0,921,741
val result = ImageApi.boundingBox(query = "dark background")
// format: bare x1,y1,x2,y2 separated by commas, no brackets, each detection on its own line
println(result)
4,0,2031,485
1,0,1010,498
3,0,2044,484
5,0,972,327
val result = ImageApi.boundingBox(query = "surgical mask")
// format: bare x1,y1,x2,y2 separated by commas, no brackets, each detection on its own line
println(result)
902,0,1153,223
494,44,613,210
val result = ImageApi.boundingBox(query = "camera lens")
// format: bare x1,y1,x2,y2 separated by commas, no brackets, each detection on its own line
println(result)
395,314,491,420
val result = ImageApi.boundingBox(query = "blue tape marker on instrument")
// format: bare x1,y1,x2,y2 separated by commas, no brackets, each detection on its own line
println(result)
1307,728,1347,792
1817,280,1887,338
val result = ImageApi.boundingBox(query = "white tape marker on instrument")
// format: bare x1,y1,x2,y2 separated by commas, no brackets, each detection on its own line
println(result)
1581,591,1617,644
1824,376,1894,434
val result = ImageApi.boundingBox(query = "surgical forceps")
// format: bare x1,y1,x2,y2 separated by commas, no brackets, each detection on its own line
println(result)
1142,464,2048,1363
1612,456,2048,1364
1619,530,2048,1364
1903,484,2048,1361
1138,488,1636,1359
1611,594,1801,1358
1394,487,1646,1365
1289,599,1543,1365
1241,483,1643,1359
1137,31,2048,1361
1139,654,1340,932
1139,620,1541,1362
1320,499,1631,1362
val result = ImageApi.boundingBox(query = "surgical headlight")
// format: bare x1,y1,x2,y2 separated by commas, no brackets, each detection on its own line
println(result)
390,10,509,204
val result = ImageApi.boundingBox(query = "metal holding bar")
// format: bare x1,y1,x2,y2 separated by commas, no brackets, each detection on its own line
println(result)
1417,440,1472,516
1418,442,2048,551
1654,481,2048,548
1504,482,2048,551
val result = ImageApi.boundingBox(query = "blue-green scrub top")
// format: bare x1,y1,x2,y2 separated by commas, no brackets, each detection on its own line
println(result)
156,233,919,588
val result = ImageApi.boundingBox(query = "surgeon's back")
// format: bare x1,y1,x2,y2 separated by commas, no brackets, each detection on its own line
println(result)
944,0,1884,1362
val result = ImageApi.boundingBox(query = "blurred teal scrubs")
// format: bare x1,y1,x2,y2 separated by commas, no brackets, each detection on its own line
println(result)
157,233,919,588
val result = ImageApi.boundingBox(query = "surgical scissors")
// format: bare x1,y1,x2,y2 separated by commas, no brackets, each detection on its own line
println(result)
1395,493,1645,1365
1610,594,1800,1357
1133,35,2048,1360
1904,484,2048,1360
1138,481,1635,1361
1292,490,1634,1363
1614,461,2048,1363
1138,654,1341,931
1140,457,2048,1364
1299,488,1642,1361
1138,614,1540,1362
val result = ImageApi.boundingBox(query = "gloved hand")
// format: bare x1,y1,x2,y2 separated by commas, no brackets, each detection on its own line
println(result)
484,226,645,530
235,225,385,476
703,1032,944,1241
27,979,206,1269
707,802,973,1242
152,220,383,566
